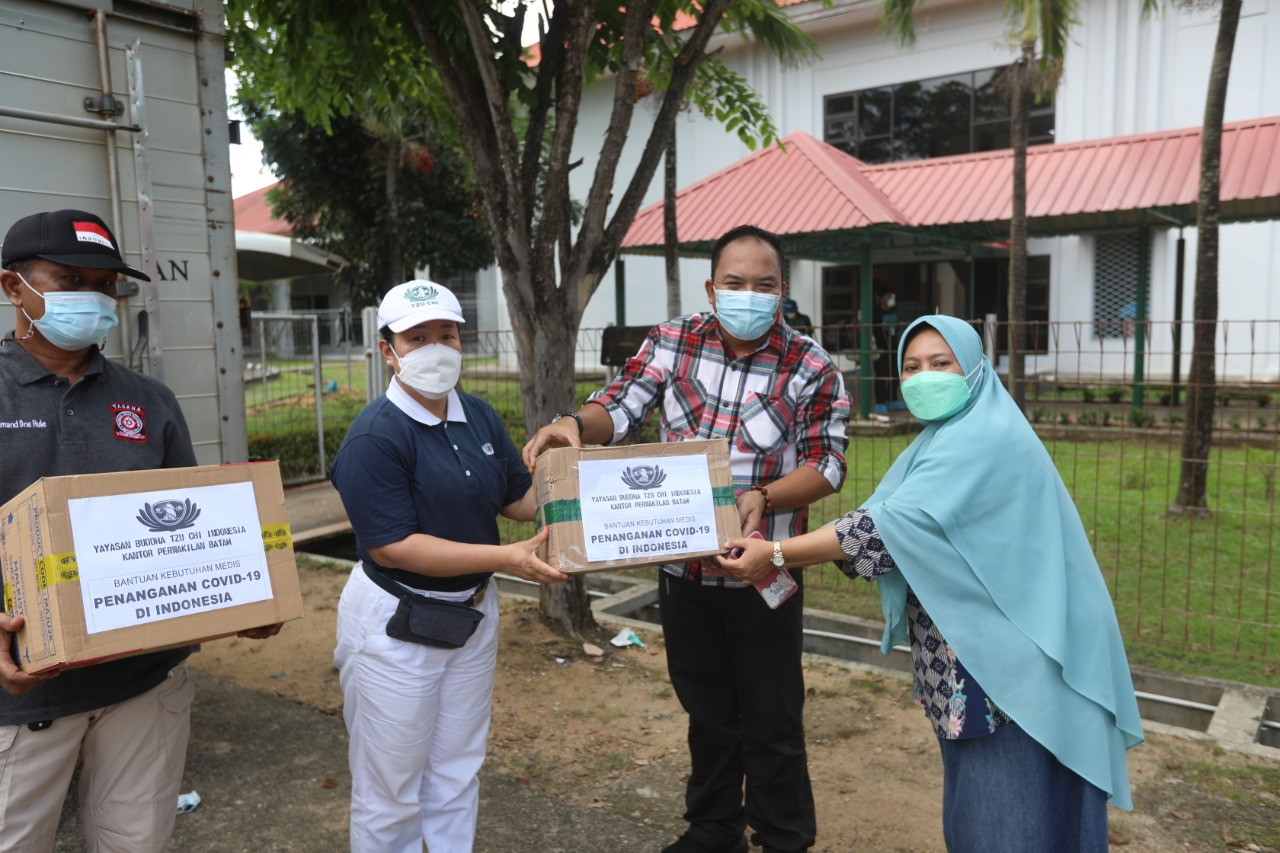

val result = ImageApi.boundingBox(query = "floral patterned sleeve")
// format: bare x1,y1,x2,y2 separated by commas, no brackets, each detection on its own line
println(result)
833,510,898,581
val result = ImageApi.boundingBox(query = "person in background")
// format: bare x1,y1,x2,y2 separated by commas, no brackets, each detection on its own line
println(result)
330,280,568,853
0,208,281,852
781,298,812,335
721,314,1144,853
523,225,850,853
239,296,252,347
871,287,902,413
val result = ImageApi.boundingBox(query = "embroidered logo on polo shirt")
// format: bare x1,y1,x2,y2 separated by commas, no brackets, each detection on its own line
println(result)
110,402,147,442
482,442,495,455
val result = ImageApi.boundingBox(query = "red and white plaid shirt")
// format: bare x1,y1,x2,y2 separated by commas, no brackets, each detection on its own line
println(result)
591,312,851,585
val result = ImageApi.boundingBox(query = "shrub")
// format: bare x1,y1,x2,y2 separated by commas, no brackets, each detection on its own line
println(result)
248,419,351,481
1256,392,1273,408
1105,385,1125,404
1031,407,1051,424
1127,409,1155,429
1082,387,1096,403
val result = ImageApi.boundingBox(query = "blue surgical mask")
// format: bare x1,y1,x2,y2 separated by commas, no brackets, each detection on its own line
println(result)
900,362,982,422
714,289,779,341
19,273,119,351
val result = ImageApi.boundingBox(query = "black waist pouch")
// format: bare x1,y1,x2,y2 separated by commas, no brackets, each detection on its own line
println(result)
363,563,485,649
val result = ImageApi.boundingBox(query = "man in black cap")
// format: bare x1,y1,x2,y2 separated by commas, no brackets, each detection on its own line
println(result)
0,209,278,850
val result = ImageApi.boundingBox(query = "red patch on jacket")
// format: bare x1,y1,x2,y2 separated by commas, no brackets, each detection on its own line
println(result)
110,402,147,442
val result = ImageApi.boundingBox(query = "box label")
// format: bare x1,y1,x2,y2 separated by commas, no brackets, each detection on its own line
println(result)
578,456,719,562
68,482,272,633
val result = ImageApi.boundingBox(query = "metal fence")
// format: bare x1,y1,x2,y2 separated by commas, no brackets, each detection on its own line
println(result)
243,313,366,485
260,316,1280,669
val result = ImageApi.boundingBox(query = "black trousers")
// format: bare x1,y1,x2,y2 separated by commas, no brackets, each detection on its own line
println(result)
659,570,816,852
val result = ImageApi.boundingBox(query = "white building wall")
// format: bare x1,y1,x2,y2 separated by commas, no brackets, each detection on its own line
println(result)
489,0,1279,379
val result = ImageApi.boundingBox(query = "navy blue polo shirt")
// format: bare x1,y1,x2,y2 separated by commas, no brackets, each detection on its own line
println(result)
330,382,531,593
0,335,197,726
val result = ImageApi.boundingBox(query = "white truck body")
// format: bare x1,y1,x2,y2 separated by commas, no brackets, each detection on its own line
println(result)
0,0,243,464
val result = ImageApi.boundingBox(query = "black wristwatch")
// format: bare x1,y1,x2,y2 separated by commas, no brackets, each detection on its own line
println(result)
552,412,585,436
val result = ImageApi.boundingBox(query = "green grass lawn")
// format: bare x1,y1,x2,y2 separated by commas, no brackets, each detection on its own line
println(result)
507,432,1280,689
253,368,1280,687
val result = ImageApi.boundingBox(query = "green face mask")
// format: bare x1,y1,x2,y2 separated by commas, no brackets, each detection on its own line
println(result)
900,363,980,421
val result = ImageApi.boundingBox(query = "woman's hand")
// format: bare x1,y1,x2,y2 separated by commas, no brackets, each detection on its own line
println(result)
502,528,570,584
716,536,778,585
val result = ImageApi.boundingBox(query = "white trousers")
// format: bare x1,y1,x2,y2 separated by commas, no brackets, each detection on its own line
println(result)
0,665,193,853
334,566,499,853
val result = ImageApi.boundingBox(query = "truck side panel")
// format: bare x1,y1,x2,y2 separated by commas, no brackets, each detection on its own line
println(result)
0,0,244,464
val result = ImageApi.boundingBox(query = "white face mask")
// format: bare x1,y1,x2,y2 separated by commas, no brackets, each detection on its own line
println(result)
391,343,462,400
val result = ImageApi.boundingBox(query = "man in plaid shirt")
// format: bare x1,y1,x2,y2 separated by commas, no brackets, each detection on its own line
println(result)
524,225,850,853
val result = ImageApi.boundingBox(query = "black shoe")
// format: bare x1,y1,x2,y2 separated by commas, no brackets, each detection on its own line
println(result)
660,834,749,853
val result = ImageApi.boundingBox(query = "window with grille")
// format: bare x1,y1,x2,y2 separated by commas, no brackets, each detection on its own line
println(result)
1093,234,1148,339
823,65,1055,165
443,270,479,327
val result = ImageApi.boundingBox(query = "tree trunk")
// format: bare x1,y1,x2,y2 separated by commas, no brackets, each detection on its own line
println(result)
664,125,681,318
1173,0,1241,512
385,142,404,288
508,274,598,638
1006,45,1031,413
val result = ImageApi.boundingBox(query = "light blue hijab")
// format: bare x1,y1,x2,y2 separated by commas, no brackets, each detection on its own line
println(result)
862,315,1144,809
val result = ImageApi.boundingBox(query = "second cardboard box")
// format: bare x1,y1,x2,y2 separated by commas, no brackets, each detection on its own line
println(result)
534,438,742,573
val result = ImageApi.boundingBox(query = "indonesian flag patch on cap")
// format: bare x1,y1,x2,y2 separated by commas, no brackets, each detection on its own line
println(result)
73,220,116,249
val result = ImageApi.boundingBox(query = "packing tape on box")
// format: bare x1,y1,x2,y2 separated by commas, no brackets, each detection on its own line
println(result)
37,553,79,589
537,485,737,528
261,523,293,551
21,526,294,593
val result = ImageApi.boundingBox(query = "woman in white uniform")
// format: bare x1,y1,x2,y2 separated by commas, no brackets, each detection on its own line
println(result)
331,281,568,853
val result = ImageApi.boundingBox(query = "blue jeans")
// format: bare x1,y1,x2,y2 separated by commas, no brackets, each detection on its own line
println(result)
937,722,1108,853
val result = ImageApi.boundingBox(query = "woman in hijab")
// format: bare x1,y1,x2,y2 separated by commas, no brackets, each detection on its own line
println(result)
721,315,1143,852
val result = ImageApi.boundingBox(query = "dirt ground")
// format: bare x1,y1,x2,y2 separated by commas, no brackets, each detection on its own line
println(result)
188,560,1280,853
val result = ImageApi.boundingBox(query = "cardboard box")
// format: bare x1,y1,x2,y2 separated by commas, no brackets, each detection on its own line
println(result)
1,462,303,674
534,438,743,573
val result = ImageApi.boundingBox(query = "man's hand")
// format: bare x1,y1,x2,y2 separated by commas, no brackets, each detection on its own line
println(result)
0,613,57,696
736,488,769,537
237,623,283,640
521,418,581,471
502,528,571,584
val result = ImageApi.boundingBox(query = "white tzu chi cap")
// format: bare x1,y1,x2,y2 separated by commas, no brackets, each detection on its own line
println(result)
376,280,466,333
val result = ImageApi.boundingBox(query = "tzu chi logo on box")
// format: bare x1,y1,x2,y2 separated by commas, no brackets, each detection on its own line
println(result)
136,498,201,532
620,464,666,491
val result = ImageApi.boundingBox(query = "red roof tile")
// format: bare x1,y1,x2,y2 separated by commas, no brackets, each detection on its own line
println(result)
862,116,1280,233
622,131,907,248
233,182,292,235
623,116,1280,254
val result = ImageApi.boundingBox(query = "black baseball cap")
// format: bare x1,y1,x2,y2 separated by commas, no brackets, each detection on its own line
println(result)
2,209,151,281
